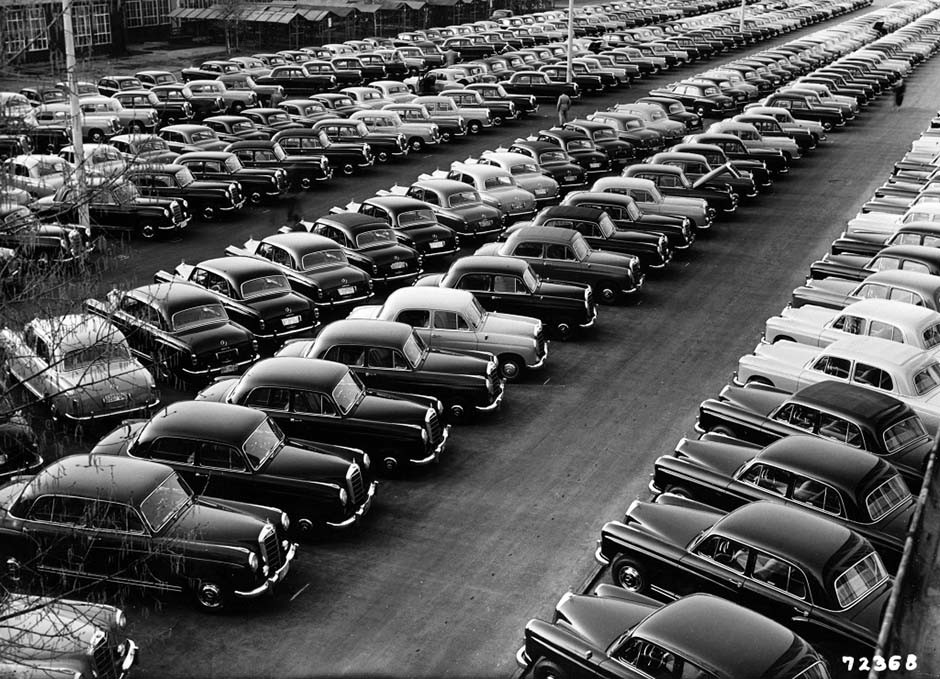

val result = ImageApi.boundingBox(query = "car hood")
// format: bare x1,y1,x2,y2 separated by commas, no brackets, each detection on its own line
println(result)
0,592,112,660
420,349,490,376
584,249,634,268
718,384,789,418
165,498,265,544
672,436,755,477
554,591,658,649
480,311,540,338
535,279,589,300
623,501,721,548
355,392,429,424
263,443,351,483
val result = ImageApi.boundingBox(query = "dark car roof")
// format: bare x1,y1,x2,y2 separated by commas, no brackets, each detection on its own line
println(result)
540,128,589,140
635,594,796,678
177,152,234,162
259,231,337,251
131,282,223,313
315,212,388,232
23,454,173,505
365,195,431,210
237,356,348,390
791,381,912,426
449,255,530,276
875,244,940,264
194,256,285,282
713,502,856,575
225,140,278,151
536,204,605,222
504,225,576,246
140,400,266,446
317,318,413,347
510,139,561,153
127,163,186,174
757,436,884,491
162,124,214,133
566,119,613,131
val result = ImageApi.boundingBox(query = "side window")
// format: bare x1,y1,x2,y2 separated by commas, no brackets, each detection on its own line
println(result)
545,244,574,260
28,495,94,527
197,442,247,471
147,437,197,464
903,260,930,274
97,502,145,533
366,346,395,368
396,309,431,328
869,256,900,272
292,390,337,416
324,345,366,366
817,413,864,448
831,314,865,335
512,242,543,258
791,475,844,516
433,310,469,330
493,275,523,293
772,403,817,431
739,463,790,496
751,552,809,599
856,283,888,300
615,638,681,679
852,362,893,391
888,287,925,306
867,320,903,343
244,386,290,410
695,535,750,573
257,243,293,268
810,355,851,379
456,274,491,291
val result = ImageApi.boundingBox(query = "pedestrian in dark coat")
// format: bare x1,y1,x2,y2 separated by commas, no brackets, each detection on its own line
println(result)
894,79,906,107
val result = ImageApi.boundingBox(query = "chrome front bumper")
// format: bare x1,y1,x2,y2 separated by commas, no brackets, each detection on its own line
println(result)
476,380,506,412
327,481,377,528
410,425,451,465
234,541,297,598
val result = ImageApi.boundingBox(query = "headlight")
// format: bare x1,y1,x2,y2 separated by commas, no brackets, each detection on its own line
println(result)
162,208,170,217
421,428,428,443
182,199,189,208
339,488,348,506
248,551,259,571
114,610,127,630
280,512,290,532
362,453,371,469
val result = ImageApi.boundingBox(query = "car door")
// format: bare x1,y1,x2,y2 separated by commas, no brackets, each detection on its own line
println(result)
455,273,497,309
509,241,546,275
430,309,479,353
544,242,583,282
362,344,420,394
490,273,537,316
679,533,754,600
22,495,100,577
394,308,432,345
739,548,815,628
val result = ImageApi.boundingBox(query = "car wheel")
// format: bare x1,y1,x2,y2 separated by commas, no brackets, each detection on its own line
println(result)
498,354,524,381
773,335,795,343
533,659,569,679
342,163,355,176
554,322,572,340
611,555,648,593
140,223,157,240
248,191,263,205
695,105,706,118
200,205,216,221
492,114,504,127
440,130,453,143
231,102,244,113
448,401,469,421
89,129,105,143
708,424,737,438
129,121,144,133
382,456,399,473
822,121,833,131
192,579,230,612
595,282,618,305
4,556,23,584
467,120,482,134
376,150,390,163
409,137,424,152
664,484,695,499
300,176,314,190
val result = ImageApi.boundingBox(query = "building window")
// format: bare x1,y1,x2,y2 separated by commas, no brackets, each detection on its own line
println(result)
27,7,48,51
73,4,93,48
126,0,142,27
92,1,110,44
5,9,27,54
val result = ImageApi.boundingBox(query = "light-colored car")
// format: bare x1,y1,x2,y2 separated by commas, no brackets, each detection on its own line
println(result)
0,590,137,679
735,335,940,434
444,162,537,221
477,151,560,205
765,298,940,356
57,143,127,178
79,95,160,133
741,105,826,142
340,86,394,110
707,120,801,162
414,95,492,135
590,175,713,230
369,79,418,103
29,103,121,143
1,154,69,198
350,109,441,152
847,204,940,238
347,286,547,380
0,314,159,421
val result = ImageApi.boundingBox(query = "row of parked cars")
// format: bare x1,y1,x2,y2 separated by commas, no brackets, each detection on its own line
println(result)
0,0,893,677
515,3,940,679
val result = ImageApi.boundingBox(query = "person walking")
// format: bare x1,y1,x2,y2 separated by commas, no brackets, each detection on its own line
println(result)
894,78,906,107
556,91,572,126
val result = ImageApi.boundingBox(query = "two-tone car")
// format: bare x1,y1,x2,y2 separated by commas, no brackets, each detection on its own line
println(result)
225,232,373,309
1,154,68,198
312,118,408,164
92,400,376,533
590,175,714,231
277,319,505,419
350,109,441,153
0,314,158,422
651,434,913,571
444,163,537,223
195,356,448,473
505,139,588,192
809,245,940,283
791,269,940,313
0,454,296,612
348,287,547,381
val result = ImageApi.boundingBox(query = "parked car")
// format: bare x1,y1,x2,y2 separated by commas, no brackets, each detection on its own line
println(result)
117,88,192,126
1,154,68,198
414,95,493,135
685,131,789,176
414,255,595,339
500,71,580,100
621,163,737,214
696,380,932,491
224,232,373,309
271,128,373,176
239,107,307,133
218,73,284,108
175,151,288,204
504,138,588,192
312,118,408,163
443,163,537,223
517,588,830,679
84,283,258,385
93,400,376,533
195,356,448,472
791,270,940,312
109,133,179,163
345,196,459,258
135,69,179,89
830,222,940,259
29,103,121,143
181,60,244,82
203,115,270,141
475,225,643,304
157,124,228,153
185,79,259,115
224,140,333,190
350,109,441,152
277,98,333,126
151,84,223,121
809,245,940,283
597,499,890,650
383,102,467,142
0,454,296,612
651,434,913,570
79,95,160,134
476,151,560,205
348,287,546,380
672,141,773,190
0,314,158,422
288,212,423,285
645,150,757,200
562,119,637,168
254,65,337,96
125,162,245,222
465,82,539,117
278,318,504,419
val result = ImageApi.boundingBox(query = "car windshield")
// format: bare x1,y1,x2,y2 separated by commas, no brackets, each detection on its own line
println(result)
243,418,283,470
301,248,348,269
539,150,567,163
190,130,216,142
593,129,616,140
171,303,228,331
484,175,513,189
865,475,911,521
463,297,485,328
270,112,292,124
301,105,323,116
356,228,397,247
570,234,590,259
448,190,481,207
598,214,617,236
62,342,131,370
882,415,928,452
624,119,641,129
566,139,594,151
625,200,642,221
112,182,139,203
332,370,364,414
240,274,291,299
833,552,888,608
335,97,354,107
399,209,435,225
224,155,243,172
139,472,192,532
232,121,254,132
402,332,427,367
668,103,684,114
704,86,718,95
174,168,195,187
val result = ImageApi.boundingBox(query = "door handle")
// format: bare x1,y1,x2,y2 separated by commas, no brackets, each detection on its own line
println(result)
729,579,744,588
290,417,302,423
792,606,809,618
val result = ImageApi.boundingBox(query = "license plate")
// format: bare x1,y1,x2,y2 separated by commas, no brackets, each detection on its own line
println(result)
282,314,301,326
535,188,548,196
338,286,356,296
391,261,407,270
564,175,577,181
479,219,492,227
589,162,601,168
220,363,239,374
429,241,445,249
103,392,126,404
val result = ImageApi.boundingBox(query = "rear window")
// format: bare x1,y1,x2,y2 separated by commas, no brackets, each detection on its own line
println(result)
923,323,940,349
882,415,928,453
240,274,291,299
301,248,347,270
865,475,911,521
833,552,888,608
912,363,940,395
398,209,435,225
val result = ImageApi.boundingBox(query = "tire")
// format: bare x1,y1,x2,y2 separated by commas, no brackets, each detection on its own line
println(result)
595,282,618,305
140,223,157,240
664,484,694,499
498,354,524,381
192,579,230,612
447,401,469,421
382,456,399,473
555,322,573,341
248,191,263,205
200,205,216,221
467,120,482,134
611,555,648,593
532,659,568,679
408,137,424,152
492,115,504,127
129,121,144,133
342,163,355,176
300,176,313,190
231,102,245,114
440,131,453,143
376,150,390,163
89,129,105,143
695,105,707,118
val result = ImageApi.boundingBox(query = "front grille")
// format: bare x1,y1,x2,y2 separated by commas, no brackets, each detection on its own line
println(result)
426,410,444,445
93,632,118,679
171,202,184,221
347,464,365,504
260,525,282,571
535,329,547,359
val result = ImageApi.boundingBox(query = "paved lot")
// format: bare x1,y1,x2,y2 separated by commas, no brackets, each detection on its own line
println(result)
14,4,940,677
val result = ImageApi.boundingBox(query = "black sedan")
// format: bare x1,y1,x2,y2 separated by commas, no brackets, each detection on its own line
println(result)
224,232,373,310
93,400,376,534
808,245,940,282
272,128,373,177
652,434,913,571
278,318,504,420
352,196,459,260
536,128,612,177
562,119,637,168
175,151,288,204
597,499,891,651
518,587,831,679
154,256,318,351
414,255,596,340
404,179,504,240
84,283,258,386
505,139,588,192
225,140,333,190
696,380,932,491
195,357,449,473
125,163,245,222
464,82,539,117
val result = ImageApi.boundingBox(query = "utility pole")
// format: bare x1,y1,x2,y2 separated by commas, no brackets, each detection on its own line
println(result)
565,0,574,84
61,0,90,234
738,0,746,33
